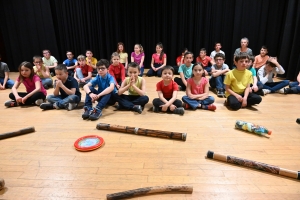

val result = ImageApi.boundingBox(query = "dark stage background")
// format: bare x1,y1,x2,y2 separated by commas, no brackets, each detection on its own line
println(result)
0,0,300,80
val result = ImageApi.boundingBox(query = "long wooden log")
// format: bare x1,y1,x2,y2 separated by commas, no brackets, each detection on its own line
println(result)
206,150,300,180
106,185,193,200
96,123,187,141
0,127,35,140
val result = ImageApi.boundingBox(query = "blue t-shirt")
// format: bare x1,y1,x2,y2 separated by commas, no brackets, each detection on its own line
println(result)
63,59,77,67
60,76,81,99
90,73,116,93
248,66,256,77
178,64,194,79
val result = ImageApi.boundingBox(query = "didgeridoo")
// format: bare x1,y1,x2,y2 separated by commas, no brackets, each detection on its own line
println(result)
0,127,35,140
106,185,193,200
0,178,5,190
96,123,187,141
206,150,300,180
296,118,300,124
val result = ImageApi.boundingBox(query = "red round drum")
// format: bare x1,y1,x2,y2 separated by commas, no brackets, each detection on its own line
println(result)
74,135,104,151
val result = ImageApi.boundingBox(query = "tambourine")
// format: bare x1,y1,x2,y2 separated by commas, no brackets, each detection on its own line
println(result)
74,135,104,151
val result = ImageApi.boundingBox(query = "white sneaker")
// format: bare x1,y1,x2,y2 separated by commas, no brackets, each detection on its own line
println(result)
276,88,285,94
67,103,78,111
262,89,271,95
35,99,44,106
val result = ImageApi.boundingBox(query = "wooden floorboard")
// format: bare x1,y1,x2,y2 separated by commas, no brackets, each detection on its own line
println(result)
0,72,300,199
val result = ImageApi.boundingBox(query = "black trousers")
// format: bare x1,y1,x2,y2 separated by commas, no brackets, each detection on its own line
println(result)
227,93,262,110
9,92,46,105
152,98,183,112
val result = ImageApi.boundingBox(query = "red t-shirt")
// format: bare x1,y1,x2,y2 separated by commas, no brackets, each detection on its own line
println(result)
152,53,167,64
196,56,211,67
156,80,178,99
176,55,184,66
108,63,125,84
75,64,93,77
187,77,208,95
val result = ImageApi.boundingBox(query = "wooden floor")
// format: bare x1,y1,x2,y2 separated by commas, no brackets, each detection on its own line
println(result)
0,72,300,200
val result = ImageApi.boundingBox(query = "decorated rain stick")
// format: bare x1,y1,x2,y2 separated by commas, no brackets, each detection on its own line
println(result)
96,123,187,141
106,185,193,200
0,127,35,140
206,151,300,180
235,120,272,137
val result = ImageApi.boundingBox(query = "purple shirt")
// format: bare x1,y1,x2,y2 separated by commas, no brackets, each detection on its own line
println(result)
17,75,47,96
131,52,145,67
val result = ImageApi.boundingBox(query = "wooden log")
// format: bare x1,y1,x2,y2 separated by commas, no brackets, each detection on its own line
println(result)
0,127,35,140
206,150,300,180
96,123,187,141
106,185,193,200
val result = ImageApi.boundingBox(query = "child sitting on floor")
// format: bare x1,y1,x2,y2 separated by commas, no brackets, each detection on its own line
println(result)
108,52,125,89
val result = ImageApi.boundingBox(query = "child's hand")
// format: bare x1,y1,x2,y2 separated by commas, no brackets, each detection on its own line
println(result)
252,85,258,92
89,93,98,102
169,104,176,111
21,96,28,104
0,85,4,90
160,104,169,112
56,80,62,87
129,76,135,86
116,85,120,89
236,95,243,102
242,98,247,107
16,96,22,103
80,78,85,82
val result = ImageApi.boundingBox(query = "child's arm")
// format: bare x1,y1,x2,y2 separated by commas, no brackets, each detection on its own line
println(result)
54,80,76,96
242,84,250,107
257,67,269,84
186,81,208,100
131,56,134,63
47,62,57,69
150,57,155,71
253,56,258,69
179,72,187,86
109,67,118,87
22,80,42,104
39,66,51,78
97,83,114,98
125,54,128,69
140,55,145,68
11,81,22,103
118,79,130,95
121,65,126,82
0,72,9,90
131,78,146,96
225,84,243,102
84,72,92,82
158,90,178,112
211,68,230,77
158,56,167,69
297,72,300,85
74,71,79,82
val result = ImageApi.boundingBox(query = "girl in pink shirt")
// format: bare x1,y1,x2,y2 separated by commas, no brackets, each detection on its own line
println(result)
5,61,46,107
146,42,167,77
182,63,216,111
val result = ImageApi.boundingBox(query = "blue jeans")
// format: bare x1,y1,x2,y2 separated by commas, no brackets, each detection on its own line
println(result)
209,75,225,90
182,95,215,110
289,81,300,93
85,87,115,110
0,78,14,88
139,67,144,77
47,94,81,109
263,80,289,93
41,78,53,87
204,66,212,73
75,68,91,83
146,63,163,77
113,93,149,109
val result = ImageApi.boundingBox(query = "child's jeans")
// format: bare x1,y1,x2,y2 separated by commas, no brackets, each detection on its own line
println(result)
47,94,81,109
182,96,215,110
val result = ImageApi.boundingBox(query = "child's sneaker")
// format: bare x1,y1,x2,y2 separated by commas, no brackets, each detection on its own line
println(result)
67,103,78,111
152,106,159,113
4,100,17,107
82,106,92,119
204,104,217,111
132,105,142,114
89,107,102,120
35,99,44,106
178,85,182,91
276,88,285,94
262,89,271,95
173,107,184,115
182,102,190,109
40,103,54,110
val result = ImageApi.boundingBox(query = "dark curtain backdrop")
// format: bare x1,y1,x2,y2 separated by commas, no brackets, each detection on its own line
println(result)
0,0,299,80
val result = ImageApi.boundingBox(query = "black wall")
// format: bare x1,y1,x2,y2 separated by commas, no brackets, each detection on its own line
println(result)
1,0,299,80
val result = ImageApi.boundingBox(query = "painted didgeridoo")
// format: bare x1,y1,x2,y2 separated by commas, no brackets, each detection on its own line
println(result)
96,123,187,141
0,127,35,140
106,185,193,200
206,150,300,180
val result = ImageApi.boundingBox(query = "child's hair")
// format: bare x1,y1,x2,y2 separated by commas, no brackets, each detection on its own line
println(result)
191,63,205,77
248,55,255,63
241,37,249,44
156,42,164,60
200,48,207,53
42,49,50,54
135,44,144,53
66,50,73,54
161,65,174,74
77,55,86,61
181,48,188,53
96,59,110,68
18,61,34,82
215,42,221,46
214,53,225,60
117,42,126,53
261,45,268,51
184,51,193,58
127,62,140,71
111,52,120,59
265,60,276,68
55,64,68,72
86,50,93,54
33,55,42,61
235,53,250,62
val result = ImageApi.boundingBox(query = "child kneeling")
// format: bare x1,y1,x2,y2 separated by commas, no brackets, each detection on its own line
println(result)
182,63,216,111
40,64,81,110
153,66,185,115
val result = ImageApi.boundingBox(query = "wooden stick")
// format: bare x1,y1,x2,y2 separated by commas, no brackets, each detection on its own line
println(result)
0,127,35,140
96,123,187,141
0,178,5,190
206,150,300,180
106,185,193,200
296,118,300,124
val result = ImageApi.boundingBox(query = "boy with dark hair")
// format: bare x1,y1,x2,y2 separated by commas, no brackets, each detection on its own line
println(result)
224,53,262,110
196,48,213,76
0,54,15,89
174,51,194,91
63,50,77,76
253,46,269,70
74,55,93,88
173,48,188,74
257,57,289,95
210,43,225,65
40,64,81,110
82,59,116,120
209,53,229,97
42,49,58,76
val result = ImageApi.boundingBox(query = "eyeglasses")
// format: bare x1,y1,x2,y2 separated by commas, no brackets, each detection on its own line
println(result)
97,67,106,71
43,52,49,54
215,59,224,61
34,61,43,63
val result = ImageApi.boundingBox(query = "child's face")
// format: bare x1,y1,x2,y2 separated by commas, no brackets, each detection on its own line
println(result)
264,64,273,73
43,51,50,59
86,51,93,58
260,48,268,56
161,69,173,81
215,44,221,51
184,54,193,65
215,57,224,67
127,67,139,78
200,51,206,58
156,45,162,53
193,65,204,77
118,45,124,52
55,70,68,81
134,45,140,53
236,58,249,70
20,66,31,78
240,39,248,47
96,65,108,77
33,59,43,66
247,60,253,68
66,52,74,60
78,59,86,66
112,56,120,65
